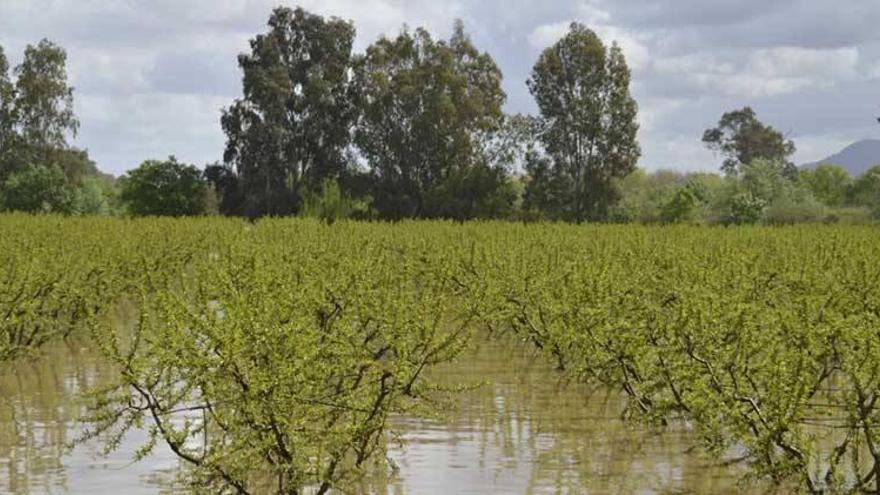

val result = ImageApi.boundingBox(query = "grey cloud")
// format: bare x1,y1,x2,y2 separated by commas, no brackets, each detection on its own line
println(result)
146,50,242,96
607,0,790,29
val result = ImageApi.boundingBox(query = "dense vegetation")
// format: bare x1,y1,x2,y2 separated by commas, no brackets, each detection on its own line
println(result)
0,215,480,493
4,7,875,224
0,42,117,215
2,215,880,493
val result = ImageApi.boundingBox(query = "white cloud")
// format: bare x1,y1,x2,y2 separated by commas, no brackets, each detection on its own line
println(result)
637,97,686,133
748,46,859,80
655,46,862,97
527,1,651,71
77,93,230,170
639,133,716,172
68,48,155,95
527,22,568,49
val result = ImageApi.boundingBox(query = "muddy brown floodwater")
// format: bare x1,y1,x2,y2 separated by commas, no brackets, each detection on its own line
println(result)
0,334,748,494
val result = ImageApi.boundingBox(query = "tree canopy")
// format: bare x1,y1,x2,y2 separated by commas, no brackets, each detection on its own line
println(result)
354,21,514,220
0,40,113,215
221,7,357,218
119,157,207,217
800,163,851,208
702,107,796,177
523,23,640,222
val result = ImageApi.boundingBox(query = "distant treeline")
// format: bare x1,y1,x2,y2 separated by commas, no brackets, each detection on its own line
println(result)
1,7,878,224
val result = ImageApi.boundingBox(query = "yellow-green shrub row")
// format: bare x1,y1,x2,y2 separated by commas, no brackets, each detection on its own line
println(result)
2,215,879,493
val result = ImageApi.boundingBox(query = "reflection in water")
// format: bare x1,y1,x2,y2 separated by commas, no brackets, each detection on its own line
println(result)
0,334,748,494
0,339,181,494
377,336,742,494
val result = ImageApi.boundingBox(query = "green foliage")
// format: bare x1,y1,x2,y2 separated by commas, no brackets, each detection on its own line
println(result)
1,40,80,179
0,46,15,167
221,7,357,217
698,159,825,225
611,170,721,224
847,165,880,218
354,21,512,220
522,151,569,220
525,23,640,222
739,158,791,202
727,191,767,224
199,185,220,216
799,163,851,208
28,217,473,493
5,216,880,494
300,179,373,223
660,179,707,223
13,40,78,149
1,164,74,213
483,223,880,493
763,195,826,224
0,41,110,216
702,107,796,177
119,157,207,216
70,175,111,215
823,206,875,224
203,163,242,216
0,215,117,360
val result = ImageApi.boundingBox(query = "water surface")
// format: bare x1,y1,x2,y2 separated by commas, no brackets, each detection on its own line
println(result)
0,335,744,494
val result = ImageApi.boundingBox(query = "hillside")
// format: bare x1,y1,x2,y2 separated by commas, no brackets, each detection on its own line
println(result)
802,139,880,176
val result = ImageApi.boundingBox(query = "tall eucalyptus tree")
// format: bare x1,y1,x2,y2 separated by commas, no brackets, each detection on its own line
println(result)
525,23,640,222
222,7,358,217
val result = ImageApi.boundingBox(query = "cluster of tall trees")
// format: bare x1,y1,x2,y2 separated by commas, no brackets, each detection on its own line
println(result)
0,41,115,214
209,7,640,221
2,6,877,223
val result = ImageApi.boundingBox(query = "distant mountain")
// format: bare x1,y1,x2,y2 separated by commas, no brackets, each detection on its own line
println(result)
801,139,880,176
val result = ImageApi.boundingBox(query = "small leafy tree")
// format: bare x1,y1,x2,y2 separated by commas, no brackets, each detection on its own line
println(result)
702,107,796,177
847,165,880,217
0,46,15,168
203,162,243,216
0,164,73,213
660,179,708,224
709,159,825,224
70,175,113,215
0,40,106,216
300,179,372,223
119,157,207,216
4,39,80,178
799,163,851,208
740,158,790,202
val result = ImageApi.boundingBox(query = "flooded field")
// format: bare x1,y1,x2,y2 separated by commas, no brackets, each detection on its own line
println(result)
0,335,746,494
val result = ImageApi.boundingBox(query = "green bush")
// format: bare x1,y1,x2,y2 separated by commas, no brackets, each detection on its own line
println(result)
823,207,875,225
0,165,74,213
764,198,826,224
300,179,373,223
119,157,207,216
728,191,766,224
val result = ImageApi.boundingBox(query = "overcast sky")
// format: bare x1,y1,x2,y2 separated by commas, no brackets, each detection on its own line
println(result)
2,0,879,176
